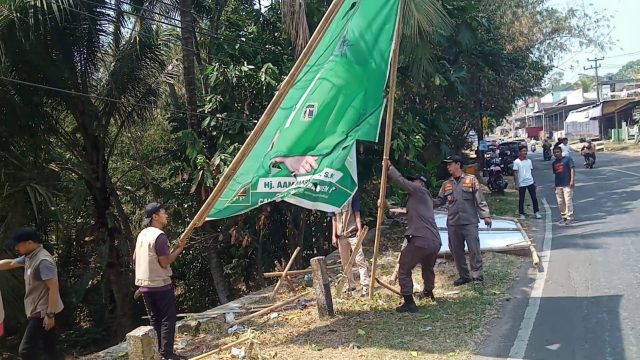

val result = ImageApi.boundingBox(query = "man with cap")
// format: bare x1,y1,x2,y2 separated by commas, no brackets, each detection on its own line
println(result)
0,227,64,359
133,203,187,360
386,163,442,313
435,155,492,286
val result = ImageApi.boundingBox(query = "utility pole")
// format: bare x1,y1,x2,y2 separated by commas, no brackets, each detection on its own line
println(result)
584,57,604,103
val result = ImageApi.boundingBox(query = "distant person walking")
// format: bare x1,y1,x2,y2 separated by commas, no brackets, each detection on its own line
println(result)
513,145,542,219
552,146,576,225
0,227,64,360
134,203,187,360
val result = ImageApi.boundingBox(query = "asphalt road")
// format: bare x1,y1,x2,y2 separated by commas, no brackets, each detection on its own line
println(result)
477,149,640,360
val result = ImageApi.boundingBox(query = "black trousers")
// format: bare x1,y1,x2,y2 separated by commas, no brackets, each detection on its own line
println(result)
142,289,177,357
398,237,441,295
518,184,540,215
18,317,60,360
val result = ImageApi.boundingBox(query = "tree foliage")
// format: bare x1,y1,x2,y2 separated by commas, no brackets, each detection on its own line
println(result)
0,0,613,354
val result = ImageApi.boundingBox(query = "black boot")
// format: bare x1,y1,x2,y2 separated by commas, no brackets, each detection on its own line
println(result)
453,277,471,286
421,289,436,301
396,295,418,313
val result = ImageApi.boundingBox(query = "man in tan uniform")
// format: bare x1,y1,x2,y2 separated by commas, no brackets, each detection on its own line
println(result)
435,155,492,286
1,227,64,359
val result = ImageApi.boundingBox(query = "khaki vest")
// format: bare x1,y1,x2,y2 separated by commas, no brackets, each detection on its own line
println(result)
335,199,358,238
24,246,64,318
135,227,173,288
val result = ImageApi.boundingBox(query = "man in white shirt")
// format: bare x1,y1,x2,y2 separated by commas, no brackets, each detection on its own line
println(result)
559,137,572,157
513,146,542,219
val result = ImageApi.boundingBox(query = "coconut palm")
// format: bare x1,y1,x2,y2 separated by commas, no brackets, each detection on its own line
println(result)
0,0,172,337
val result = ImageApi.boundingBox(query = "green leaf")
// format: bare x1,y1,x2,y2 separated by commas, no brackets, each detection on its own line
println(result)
357,329,366,336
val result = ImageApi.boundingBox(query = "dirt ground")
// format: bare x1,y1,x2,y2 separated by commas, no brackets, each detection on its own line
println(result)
177,222,525,360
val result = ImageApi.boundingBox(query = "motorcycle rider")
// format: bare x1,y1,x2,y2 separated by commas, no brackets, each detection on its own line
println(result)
581,139,596,166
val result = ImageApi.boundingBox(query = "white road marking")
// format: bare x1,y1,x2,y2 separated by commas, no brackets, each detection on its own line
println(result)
606,168,640,177
508,198,553,359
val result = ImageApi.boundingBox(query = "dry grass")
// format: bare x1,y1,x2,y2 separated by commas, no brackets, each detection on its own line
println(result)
602,141,640,154
178,223,524,360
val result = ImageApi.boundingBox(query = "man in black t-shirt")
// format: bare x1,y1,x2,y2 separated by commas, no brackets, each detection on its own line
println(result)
552,146,576,225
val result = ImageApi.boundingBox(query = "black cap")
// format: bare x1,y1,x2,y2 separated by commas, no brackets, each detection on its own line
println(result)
5,227,41,249
406,175,428,184
443,155,464,164
143,202,164,226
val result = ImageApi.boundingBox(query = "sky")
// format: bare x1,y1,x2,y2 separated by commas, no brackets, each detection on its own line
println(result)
552,0,640,83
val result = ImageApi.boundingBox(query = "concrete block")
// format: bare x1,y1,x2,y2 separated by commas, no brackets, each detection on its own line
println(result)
126,326,160,360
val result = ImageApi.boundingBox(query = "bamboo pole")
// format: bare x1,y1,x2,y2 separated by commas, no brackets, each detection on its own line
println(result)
369,0,405,299
235,290,311,325
271,247,301,298
189,331,254,360
375,277,402,296
263,264,342,278
513,220,540,267
176,0,348,242
334,226,368,295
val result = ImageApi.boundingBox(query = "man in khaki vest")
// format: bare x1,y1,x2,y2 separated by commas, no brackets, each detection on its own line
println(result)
332,192,370,297
1,227,64,359
133,203,187,360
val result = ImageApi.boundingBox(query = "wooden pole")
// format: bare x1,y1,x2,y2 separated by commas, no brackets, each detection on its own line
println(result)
271,247,301,298
513,220,540,267
189,331,254,360
176,0,348,242
375,277,402,296
310,257,335,319
263,264,342,278
334,226,368,295
234,291,311,325
369,0,404,299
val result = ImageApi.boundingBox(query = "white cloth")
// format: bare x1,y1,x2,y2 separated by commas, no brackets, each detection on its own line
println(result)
513,158,535,187
559,143,571,157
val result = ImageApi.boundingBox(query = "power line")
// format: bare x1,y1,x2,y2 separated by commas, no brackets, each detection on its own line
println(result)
76,0,279,54
0,75,258,124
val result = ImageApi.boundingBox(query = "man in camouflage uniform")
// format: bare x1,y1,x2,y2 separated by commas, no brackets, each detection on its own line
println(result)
435,155,492,286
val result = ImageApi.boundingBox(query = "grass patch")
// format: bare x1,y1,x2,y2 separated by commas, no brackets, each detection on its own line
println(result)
484,186,519,218
178,225,523,360
602,141,640,153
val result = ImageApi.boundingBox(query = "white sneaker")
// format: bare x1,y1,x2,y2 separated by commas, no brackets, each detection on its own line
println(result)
519,214,526,220
535,212,542,219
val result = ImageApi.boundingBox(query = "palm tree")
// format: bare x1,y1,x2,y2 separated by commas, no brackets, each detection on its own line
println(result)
0,0,170,337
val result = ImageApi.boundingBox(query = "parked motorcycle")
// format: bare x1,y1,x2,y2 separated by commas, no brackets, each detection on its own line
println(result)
486,158,508,194
499,153,514,176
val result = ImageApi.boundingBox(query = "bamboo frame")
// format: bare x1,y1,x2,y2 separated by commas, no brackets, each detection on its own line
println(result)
369,0,405,299
271,247,301,298
235,290,311,325
334,226,369,295
263,264,342,278
177,0,348,243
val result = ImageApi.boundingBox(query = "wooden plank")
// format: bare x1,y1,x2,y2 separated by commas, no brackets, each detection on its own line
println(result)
263,264,342,278
234,291,311,325
311,257,335,319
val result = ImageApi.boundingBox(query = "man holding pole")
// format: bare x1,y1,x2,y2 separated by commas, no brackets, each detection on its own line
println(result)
435,155,492,287
386,163,442,313
133,202,187,360
332,193,370,297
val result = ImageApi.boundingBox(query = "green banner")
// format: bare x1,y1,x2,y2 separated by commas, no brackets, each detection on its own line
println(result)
208,0,400,219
